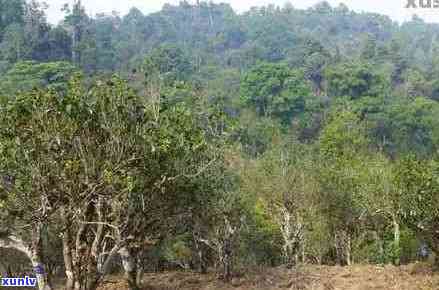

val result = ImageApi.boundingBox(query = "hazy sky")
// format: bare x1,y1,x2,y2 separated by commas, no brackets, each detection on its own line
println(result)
44,0,439,24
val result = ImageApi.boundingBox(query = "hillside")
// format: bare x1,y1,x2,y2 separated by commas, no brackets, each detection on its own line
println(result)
94,264,439,290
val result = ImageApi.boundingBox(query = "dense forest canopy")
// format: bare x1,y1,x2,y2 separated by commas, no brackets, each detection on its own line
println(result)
1,1,439,290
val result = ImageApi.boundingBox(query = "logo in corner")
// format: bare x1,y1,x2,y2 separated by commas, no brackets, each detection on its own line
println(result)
406,0,439,8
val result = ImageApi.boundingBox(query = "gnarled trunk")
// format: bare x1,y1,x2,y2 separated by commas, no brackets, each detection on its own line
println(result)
0,229,52,290
279,207,303,267
136,252,144,285
120,247,140,290
334,229,351,266
61,207,77,290
192,223,207,274
30,223,52,290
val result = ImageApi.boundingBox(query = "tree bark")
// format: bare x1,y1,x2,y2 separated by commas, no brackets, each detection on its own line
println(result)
136,252,144,285
30,252,52,290
373,231,384,263
221,216,237,282
334,230,350,266
72,0,82,65
0,259,7,276
120,247,140,290
222,238,232,282
392,218,401,265
334,232,342,266
0,229,52,290
61,207,76,290
346,234,352,266
279,208,302,267
192,225,207,274
63,234,75,290
31,223,52,290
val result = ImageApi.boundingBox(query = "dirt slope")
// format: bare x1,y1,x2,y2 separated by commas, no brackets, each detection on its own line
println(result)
97,264,439,290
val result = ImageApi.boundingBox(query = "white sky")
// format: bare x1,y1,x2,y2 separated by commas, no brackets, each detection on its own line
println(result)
44,0,439,24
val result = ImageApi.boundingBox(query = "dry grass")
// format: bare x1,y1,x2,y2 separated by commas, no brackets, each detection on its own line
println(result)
91,263,439,290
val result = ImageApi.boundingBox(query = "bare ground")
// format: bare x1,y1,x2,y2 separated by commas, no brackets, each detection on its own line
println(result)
96,263,439,290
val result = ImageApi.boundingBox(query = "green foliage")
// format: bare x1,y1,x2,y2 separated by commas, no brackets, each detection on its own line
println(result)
320,109,368,160
399,227,422,264
395,156,439,225
0,23,26,64
241,62,313,124
318,109,370,258
235,110,282,157
164,234,193,269
144,45,194,85
0,61,77,94
239,199,283,266
0,0,24,38
394,155,439,258
384,97,439,156
325,61,389,100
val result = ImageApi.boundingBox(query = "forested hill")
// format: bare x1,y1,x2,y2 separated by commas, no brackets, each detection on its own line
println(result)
2,1,439,156
2,0,439,71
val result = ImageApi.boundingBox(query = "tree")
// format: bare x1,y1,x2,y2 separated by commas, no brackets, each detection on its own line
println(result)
243,141,317,267
0,23,26,64
0,0,24,38
115,8,149,72
0,75,228,290
46,26,72,62
23,0,50,61
71,0,83,65
94,13,120,71
143,44,194,85
325,61,389,100
197,187,243,282
319,109,369,266
383,97,439,156
357,154,404,265
241,62,313,125
0,89,70,290
394,156,439,267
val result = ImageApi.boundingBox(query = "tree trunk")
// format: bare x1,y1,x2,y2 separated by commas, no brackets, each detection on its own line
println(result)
136,252,144,285
72,0,82,65
392,218,401,265
120,247,140,290
31,223,53,290
280,209,293,266
301,239,306,264
62,237,76,290
334,230,350,266
373,231,384,263
345,234,352,266
85,258,100,290
222,242,232,283
0,259,8,276
279,209,303,268
192,226,207,274
197,247,207,274
61,207,76,290
222,217,236,282
30,252,52,290
0,230,52,290
334,232,342,266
